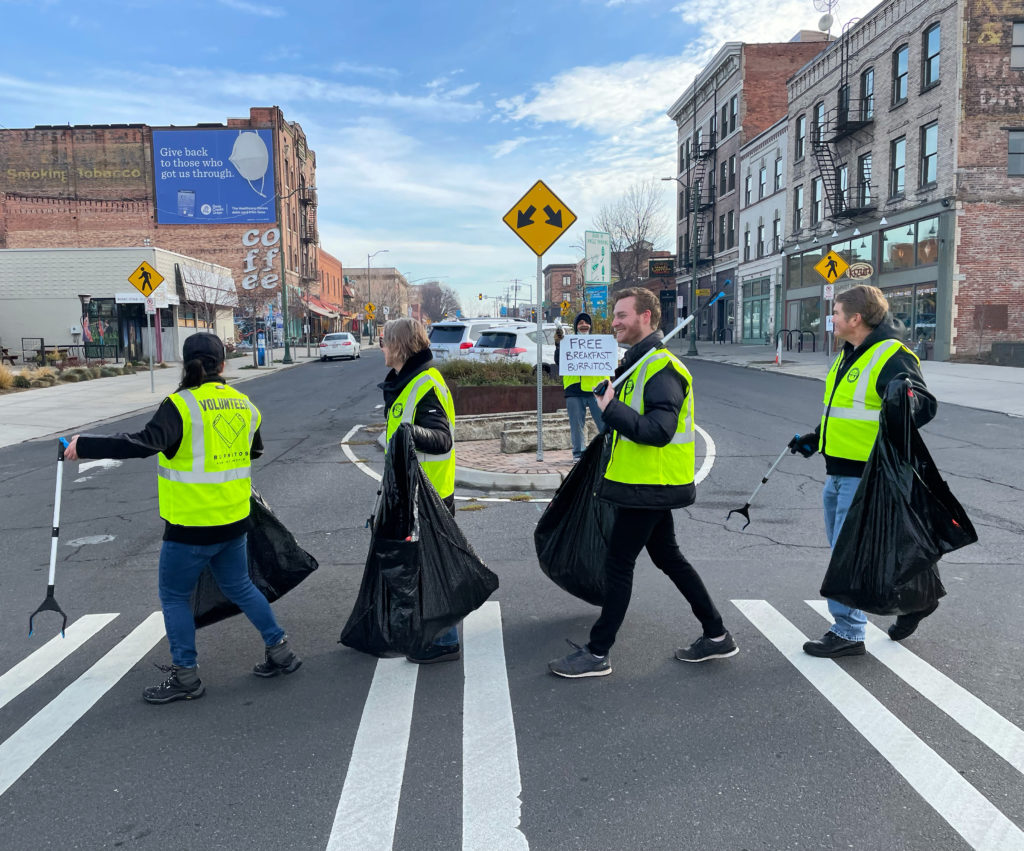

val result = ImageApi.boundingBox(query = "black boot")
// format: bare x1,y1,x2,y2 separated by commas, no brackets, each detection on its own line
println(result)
143,664,205,704
888,601,940,641
253,636,302,677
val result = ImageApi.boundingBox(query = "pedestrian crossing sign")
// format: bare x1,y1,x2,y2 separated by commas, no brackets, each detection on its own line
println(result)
814,250,849,283
128,261,164,296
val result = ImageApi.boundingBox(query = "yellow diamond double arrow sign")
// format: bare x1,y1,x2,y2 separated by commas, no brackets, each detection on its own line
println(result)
503,180,577,256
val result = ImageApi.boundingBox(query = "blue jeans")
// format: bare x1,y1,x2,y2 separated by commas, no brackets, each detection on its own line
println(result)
158,535,285,668
566,394,604,458
822,475,868,641
435,625,459,647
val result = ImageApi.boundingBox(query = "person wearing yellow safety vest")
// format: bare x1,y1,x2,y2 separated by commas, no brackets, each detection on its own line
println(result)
64,333,301,704
789,285,937,658
548,288,737,678
379,317,460,664
562,312,607,461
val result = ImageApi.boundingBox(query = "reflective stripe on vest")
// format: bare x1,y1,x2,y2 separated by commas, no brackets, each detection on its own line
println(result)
820,339,917,461
604,349,695,487
385,368,456,498
157,383,260,526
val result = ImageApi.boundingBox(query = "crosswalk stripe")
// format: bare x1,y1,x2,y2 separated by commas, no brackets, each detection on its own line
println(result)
0,613,119,712
463,602,529,851
733,600,1024,851
805,600,1024,777
0,612,166,799
327,657,418,851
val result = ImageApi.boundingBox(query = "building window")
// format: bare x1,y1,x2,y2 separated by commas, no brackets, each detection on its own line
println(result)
729,95,738,134
793,185,804,231
719,214,727,249
920,122,938,185
922,24,941,87
838,84,850,125
837,164,849,212
1013,23,1024,69
679,144,686,173
562,291,570,303
709,114,717,144
861,68,875,119
720,161,728,196
774,156,784,192
721,104,729,138
811,177,824,225
727,210,735,248
562,274,571,287
1009,130,1024,175
858,152,873,206
744,227,751,261
728,155,736,191
892,45,909,104
772,213,782,253
812,101,825,144
757,221,766,258
795,115,806,160
745,175,752,205
890,136,906,197
759,166,767,199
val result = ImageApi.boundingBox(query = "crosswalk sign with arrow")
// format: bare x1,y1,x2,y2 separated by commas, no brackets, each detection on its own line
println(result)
502,180,577,256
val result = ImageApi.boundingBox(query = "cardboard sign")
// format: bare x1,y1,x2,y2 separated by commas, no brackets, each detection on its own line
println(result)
559,334,617,376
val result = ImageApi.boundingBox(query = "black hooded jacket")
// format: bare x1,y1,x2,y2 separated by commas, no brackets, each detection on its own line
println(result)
378,348,453,457
598,331,696,509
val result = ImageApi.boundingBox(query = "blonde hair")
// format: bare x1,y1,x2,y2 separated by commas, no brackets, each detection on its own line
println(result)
382,317,430,363
612,286,661,328
836,284,889,328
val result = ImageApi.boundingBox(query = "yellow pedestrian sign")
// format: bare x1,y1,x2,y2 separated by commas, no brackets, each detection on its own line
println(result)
503,180,577,256
365,302,376,313
814,250,849,283
128,261,163,296
560,300,571,313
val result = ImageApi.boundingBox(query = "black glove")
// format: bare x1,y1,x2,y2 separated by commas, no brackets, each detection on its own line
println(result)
788,431,818,458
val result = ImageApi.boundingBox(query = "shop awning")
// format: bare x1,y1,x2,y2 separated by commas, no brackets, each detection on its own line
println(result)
305,296,339,318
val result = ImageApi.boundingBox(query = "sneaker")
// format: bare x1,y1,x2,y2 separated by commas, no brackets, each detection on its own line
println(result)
802,631,866,658
675,632,739,663
888,601,939,641
143,665,205,704
406,643,461,664
548,640,611,678
253,636,302,678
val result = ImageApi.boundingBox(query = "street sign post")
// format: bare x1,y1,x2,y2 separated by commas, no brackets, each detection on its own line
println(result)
584,231,611,285
503,180,577,462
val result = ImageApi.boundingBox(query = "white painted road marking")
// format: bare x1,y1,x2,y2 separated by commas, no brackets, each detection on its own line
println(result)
0,613,118,712
327,657,419,851
806,600,1024,777
733,600,1024,851
463,602,529,850
0,612,165,798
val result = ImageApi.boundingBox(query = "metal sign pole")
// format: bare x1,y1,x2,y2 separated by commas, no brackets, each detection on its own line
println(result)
147,310,155,393
536,253,544,462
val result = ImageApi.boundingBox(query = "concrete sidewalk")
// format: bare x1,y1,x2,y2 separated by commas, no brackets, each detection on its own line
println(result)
0,347,318,449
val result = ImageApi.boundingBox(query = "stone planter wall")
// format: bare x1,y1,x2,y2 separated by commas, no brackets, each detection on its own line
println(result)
448,383,564,415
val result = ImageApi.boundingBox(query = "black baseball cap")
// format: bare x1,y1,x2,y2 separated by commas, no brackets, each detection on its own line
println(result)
182,333,225,364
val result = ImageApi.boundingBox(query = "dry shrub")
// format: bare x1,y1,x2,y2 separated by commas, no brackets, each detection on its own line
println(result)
0,364,13,390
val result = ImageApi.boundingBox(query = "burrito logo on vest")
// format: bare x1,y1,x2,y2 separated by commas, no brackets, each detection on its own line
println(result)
213,412,246,446
846,367,860,383
391,402,404,419
623,378,635,396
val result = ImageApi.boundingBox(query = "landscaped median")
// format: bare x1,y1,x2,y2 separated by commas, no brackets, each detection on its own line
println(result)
0,361,164,394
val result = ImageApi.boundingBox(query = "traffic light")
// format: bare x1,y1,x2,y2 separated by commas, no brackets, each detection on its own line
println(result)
478,293,483,300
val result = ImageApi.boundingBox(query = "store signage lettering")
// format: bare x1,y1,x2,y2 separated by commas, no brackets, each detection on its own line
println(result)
6,166,143,182
240,227,281,290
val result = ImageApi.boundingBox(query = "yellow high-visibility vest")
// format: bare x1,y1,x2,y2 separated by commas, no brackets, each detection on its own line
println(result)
563,374,606,392
158,382,260,527
386,368,456,499
820,339,919,461
604,349,695,487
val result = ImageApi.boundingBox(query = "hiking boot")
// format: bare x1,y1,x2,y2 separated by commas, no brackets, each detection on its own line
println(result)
675,632,739,663
803,631,865,658
143,664,205,704
406,643,461,664
888,601,939,641
253,636,302,677
548,640,611,678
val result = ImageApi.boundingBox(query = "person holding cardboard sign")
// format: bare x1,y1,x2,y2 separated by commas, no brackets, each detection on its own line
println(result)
562,312,607,461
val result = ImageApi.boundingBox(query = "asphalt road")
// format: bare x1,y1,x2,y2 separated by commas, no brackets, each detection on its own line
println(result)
0,349,1022,850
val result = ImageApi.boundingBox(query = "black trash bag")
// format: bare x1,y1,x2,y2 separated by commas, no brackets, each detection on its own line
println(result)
533,433,614,606
820,379,977,615
340,425,499,656
192,487,320,628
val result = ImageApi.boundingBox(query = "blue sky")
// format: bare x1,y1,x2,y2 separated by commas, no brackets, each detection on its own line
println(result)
0,0,874,312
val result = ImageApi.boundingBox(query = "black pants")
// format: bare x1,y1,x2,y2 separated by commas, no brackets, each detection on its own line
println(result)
588,506,725,656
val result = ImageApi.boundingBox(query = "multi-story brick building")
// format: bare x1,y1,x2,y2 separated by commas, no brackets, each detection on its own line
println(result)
0,106,318,347
543,263,582,320
667,34,831,341
785,0,1024,359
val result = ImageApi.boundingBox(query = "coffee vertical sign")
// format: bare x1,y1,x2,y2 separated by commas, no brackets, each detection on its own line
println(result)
240,227,281,290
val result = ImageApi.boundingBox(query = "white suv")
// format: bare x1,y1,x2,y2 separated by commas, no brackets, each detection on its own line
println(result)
427,317,519,361
465,323,559,372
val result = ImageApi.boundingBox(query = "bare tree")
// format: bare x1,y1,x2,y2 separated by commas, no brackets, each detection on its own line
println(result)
593,179,671,290
235,285,276,367
416,281,461,322
179,265,235,330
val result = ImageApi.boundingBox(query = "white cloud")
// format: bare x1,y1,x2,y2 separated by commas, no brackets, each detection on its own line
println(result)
332,61,400,79
217,0,285,17
489,137,532,158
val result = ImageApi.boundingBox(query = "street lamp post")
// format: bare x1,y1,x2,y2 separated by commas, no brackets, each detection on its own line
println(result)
275,185,317,365
367,249,389,340
663,176,700,355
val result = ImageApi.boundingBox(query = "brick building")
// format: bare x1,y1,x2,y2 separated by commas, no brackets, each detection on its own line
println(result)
785,0,1024,359
543,263,582,319
667,34,831,341
0,106,318,346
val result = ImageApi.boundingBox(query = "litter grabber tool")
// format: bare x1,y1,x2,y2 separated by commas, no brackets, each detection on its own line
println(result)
726,438,797,530
29,437,70,638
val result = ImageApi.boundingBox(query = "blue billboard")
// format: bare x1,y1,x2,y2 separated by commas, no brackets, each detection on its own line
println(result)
153,129,276,224
584,285,608,320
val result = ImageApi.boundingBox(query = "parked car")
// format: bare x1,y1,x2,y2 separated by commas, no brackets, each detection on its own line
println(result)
319,332,361,361
427,317,520,361
465,323,559,372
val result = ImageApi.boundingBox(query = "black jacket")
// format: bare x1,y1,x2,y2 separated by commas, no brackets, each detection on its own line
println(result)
816,323,937,477
379,348,453,458
598,331,696,509
75,376,264,545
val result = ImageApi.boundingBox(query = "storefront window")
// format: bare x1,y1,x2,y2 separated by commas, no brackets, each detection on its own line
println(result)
914,285,937,342
742,277,771,342
881,225,915,272
883,285,914,342
916,217,939,265
800,247,823,289
83,298,120,358
849,234,874,264
787,254,802,289
798,296,820,337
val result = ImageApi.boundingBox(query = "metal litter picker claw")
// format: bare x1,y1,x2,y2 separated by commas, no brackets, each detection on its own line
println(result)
29,438,70,638
727,440,795,531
